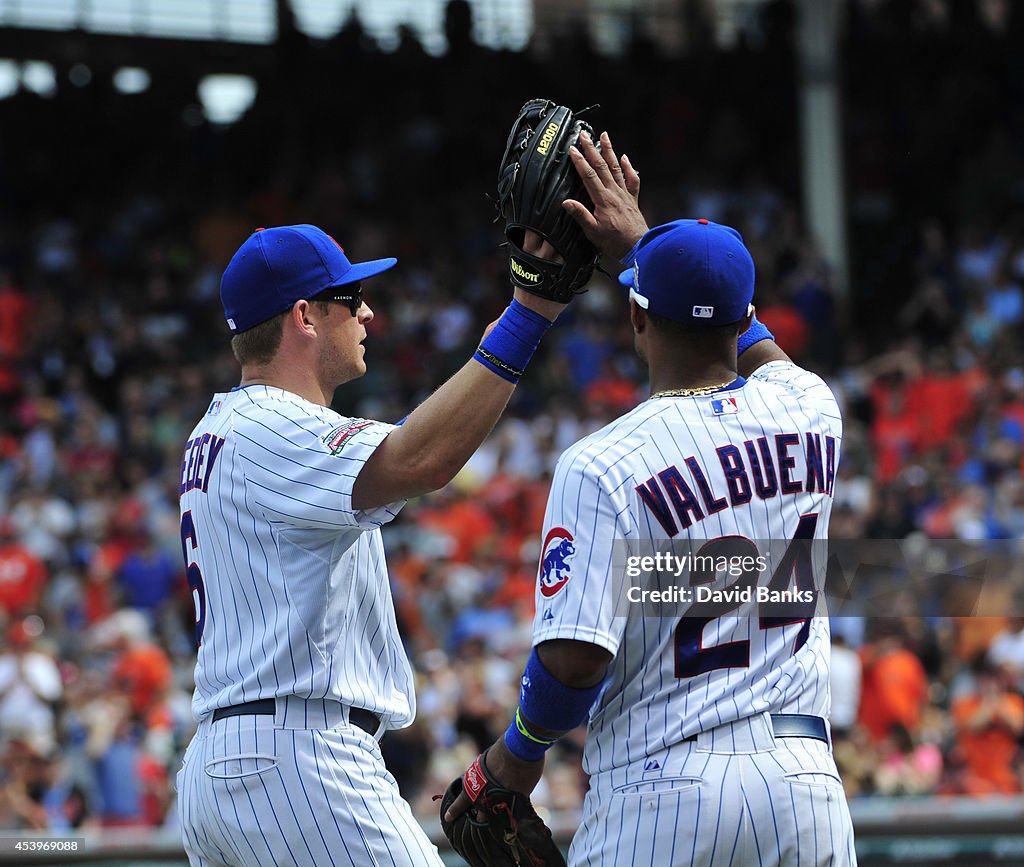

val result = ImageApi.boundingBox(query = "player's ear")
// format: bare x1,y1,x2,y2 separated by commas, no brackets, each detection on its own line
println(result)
629,298,646,334
737,303,755,336
289,299,318,337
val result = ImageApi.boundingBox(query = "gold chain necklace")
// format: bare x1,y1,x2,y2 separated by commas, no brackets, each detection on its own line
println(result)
649,380,736,399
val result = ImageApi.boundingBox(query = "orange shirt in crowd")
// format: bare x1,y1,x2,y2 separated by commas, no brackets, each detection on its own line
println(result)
952,617,1009,665
112,644,172,716
416,498,497,564
858,646,929,741
951,692,1024,794
905,370,982,451
758,304,809,358
0,543,46,617
584,375,638,416
871,413,917,484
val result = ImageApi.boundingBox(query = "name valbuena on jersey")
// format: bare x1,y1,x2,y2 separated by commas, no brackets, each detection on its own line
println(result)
178,385,414,726
532,361,843,774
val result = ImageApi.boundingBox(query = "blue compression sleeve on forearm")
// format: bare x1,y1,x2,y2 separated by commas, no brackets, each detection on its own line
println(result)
504,709,557,762
737,312,775,356
473,299,553,383
503,648,606,761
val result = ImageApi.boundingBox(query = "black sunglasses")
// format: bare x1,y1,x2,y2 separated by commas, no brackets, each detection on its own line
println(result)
314,283,362,317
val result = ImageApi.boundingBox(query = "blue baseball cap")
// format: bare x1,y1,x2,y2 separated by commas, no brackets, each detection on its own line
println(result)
220,224,397,333
618,219,755,326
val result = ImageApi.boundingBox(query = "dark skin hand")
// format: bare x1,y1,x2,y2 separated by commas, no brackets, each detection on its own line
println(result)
563,130,648,261
565,131,792,379
443,640,611,822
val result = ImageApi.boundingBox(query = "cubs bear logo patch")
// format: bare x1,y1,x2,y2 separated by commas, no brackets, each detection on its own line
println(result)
538,527,575,598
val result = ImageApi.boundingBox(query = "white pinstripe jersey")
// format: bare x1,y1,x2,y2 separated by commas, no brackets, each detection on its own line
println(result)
532,361,842,775
178,385,414,727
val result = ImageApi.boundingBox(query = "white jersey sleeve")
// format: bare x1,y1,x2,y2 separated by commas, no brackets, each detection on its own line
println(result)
530,443,630,655
233,402,403,530
749,359,843,435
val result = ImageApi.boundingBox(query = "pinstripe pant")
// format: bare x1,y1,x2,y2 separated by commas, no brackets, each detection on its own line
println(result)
570,713,857,866
176,698,442,867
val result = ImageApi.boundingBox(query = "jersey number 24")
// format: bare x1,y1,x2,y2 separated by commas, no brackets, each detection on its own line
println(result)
675,513,818,677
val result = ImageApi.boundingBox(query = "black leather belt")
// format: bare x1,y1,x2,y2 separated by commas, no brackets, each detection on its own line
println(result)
211,699,381,735
683,713,828,744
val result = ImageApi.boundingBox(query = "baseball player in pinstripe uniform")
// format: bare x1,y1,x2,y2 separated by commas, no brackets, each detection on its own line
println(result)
176,224,568,866
446,135,857,865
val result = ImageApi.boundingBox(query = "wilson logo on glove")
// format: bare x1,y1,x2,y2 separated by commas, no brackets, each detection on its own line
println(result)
511,258,542,284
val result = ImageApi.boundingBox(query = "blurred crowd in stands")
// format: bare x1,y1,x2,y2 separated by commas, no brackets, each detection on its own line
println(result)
1,0,1024,833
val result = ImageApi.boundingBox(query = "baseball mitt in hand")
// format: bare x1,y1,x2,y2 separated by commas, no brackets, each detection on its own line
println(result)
496,98,599,303
439,751,565,867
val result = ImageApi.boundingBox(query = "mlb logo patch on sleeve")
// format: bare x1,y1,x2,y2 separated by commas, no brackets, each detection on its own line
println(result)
709,396,740,416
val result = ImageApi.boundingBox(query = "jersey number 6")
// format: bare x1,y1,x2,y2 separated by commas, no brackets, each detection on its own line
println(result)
675,513,818,677
180,511,207,647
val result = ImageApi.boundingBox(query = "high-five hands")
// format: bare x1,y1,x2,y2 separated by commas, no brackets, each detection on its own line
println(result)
564,130,649,261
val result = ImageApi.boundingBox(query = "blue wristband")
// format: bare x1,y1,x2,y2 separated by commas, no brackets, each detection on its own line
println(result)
473,299,553,383
737,313,775,356
503,650,606,762
523,649,604,727
504,708,558,762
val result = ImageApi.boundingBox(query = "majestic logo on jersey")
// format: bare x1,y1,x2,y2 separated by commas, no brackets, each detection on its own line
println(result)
710,397,739,415
323,420,375,455
539,527,575,598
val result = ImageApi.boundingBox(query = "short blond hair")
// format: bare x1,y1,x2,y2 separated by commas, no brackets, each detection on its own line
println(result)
229,299,334,366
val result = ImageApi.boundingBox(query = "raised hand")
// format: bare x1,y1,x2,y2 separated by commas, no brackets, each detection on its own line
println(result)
563,130,648,261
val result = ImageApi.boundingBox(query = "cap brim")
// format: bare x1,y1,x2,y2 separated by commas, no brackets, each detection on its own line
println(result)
617,268,633,287
332,257,398,286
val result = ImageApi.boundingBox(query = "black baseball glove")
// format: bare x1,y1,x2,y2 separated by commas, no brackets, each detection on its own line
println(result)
439,751,566,867
496,98,599,303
